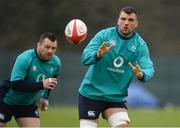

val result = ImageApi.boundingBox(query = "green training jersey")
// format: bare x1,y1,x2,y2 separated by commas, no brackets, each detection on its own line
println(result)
3,49,61,105
79,27,154,102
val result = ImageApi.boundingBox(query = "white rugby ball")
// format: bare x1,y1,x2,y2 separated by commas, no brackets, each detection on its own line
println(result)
65,19,87,44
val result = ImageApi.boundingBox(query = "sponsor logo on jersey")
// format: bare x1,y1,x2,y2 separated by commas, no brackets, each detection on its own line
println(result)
87,111,95,117
107,56,125,73
35,110,39,117
109,39,116,46
129,45,136,52
107,67,125,73
32,66,37,71
50,68,54,73
113,56,124,68
0,113,5,120
36,74,46,82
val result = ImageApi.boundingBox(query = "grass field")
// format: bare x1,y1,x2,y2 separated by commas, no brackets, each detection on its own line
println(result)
7,106,180,127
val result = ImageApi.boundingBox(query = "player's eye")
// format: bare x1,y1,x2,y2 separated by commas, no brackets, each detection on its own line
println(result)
44,45,50,49
51,47,56,50
121,17,126,21
129,18,135,22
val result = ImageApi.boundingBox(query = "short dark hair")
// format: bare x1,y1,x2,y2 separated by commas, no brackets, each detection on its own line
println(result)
120,6,138,16
39,32,57,43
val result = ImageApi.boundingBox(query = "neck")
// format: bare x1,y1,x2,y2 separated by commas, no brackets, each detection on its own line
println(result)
118,29,133,38
116,27,135,40
35,49,48,62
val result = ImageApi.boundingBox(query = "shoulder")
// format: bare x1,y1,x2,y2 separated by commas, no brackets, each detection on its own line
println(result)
98,26,116,34
16,49,35,62
133,33,150,53
51,55,61,66
134,33,148,47
11,49,35,76
95,27,116,39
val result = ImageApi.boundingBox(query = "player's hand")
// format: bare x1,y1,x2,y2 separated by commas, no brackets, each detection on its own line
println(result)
97,42,115,58
39,98,49,111
43,78,58,90
128,62,144,79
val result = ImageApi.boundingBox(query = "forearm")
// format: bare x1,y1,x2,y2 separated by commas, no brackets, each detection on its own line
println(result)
11,80,44,92
81,52,99,66
0,79,11,97
41,89,51,99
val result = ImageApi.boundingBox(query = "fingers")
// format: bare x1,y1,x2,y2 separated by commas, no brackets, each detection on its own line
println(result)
136,64,141,70
44,106,48,110
128,62,134,69
40,105,48,111
39,98,49,111
129,62,141,71
100,42,115,49
46,85,55,90
43,78,58,90
129,62,143,78
39,101,43,111
101,42,107,48
97,42,115,58
108,43,115,50
48,78,58,85
39,102,48,111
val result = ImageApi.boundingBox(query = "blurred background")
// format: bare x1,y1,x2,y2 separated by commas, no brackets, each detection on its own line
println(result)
0,0,180,109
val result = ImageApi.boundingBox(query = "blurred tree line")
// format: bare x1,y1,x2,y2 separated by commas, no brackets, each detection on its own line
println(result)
0,0,180,55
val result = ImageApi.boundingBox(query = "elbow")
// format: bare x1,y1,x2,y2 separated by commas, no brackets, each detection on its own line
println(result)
81,52,98,66
81,55,92,66
81,54,88,66
81,59,91,66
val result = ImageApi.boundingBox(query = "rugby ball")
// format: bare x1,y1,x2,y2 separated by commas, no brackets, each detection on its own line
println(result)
65,19,87,44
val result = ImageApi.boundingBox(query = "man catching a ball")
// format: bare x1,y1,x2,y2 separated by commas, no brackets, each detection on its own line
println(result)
78,6,154,128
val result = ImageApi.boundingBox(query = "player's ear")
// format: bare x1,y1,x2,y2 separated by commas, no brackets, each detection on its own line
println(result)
37,42,41,47
117,16,121,26
135,20,139,28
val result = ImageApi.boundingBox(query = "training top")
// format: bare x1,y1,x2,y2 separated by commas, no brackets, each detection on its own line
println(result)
3,49,61,105
79,26,154,102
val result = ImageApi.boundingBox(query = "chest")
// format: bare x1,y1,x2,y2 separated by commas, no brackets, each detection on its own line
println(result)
105,37,139,64
26,59,58,82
